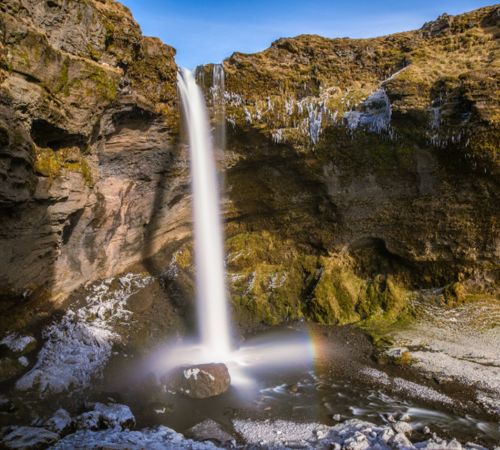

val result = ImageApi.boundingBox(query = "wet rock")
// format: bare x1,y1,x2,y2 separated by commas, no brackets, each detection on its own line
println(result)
379,427,395,443
0,334,37,356
1,426,59,449
75,403,135,431
185,419,235,445
45,409,73,435
399,413,411,421
75,411,101,431
0,395,15,413
389,432,414,448
164,363,231,399
93,402,135,430
393,420,413,434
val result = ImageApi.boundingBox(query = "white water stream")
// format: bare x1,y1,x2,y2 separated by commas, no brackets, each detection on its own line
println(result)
177,68,231,360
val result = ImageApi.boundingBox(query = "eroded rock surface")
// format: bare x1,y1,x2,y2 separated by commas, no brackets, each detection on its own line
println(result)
0,0,189,322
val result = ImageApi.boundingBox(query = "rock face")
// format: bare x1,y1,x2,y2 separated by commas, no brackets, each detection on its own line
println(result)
164,363,231,399
0,0,190,321
188,5,499,326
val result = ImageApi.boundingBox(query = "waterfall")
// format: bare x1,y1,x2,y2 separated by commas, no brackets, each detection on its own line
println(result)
212,64,226,152
177,68,231,360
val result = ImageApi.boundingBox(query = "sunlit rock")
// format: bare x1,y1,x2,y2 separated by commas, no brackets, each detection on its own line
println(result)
163,363,231,399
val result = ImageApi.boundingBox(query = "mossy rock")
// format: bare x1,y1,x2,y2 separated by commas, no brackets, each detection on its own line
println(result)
34,146,93,186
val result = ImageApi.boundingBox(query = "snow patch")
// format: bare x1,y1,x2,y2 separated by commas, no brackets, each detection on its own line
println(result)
16,273,152,394
184,368,200,380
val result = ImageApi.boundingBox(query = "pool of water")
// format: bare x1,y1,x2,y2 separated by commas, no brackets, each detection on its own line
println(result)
92,325,500,447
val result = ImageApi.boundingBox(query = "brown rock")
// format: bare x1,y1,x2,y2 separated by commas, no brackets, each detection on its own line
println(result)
163,363,231,399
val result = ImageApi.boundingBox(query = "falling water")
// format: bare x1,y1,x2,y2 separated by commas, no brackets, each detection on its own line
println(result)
212,64,226,152
177,68,231,360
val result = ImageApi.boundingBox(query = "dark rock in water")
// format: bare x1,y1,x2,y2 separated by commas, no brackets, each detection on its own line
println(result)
75,411,102,431
1,426,59,449
0,395,15,413
93,402,136,430
45,408,73,435
185,419,235,445
164,363,231,399
0,357,25,382
75,403,135,431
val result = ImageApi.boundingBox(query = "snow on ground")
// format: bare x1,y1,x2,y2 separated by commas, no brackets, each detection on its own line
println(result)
15,273,152,394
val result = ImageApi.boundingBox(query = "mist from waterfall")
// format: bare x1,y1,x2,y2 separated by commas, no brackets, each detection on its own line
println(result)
177,68,231,360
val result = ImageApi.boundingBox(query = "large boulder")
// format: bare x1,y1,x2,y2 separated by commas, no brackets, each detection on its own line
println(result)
163,363,231,399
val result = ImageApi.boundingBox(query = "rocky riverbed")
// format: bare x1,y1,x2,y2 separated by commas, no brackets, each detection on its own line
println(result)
0,272,499,449
1,401,497,449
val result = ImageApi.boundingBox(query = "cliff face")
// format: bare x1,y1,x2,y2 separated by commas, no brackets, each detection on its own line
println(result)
0,0,190,315
193,6,499,326
0,1,498,330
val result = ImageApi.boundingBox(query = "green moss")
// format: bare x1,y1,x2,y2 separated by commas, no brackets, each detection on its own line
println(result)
55,58,70,95
225,231,412,328
173,247,192,270
309,257,363,325
88,69,117,102
86,44,102,62
34,147,93,186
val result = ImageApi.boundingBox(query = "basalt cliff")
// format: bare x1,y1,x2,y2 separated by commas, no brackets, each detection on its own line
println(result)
0,0,498,330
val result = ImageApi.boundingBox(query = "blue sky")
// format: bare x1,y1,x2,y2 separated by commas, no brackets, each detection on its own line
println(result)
120,0,495,68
